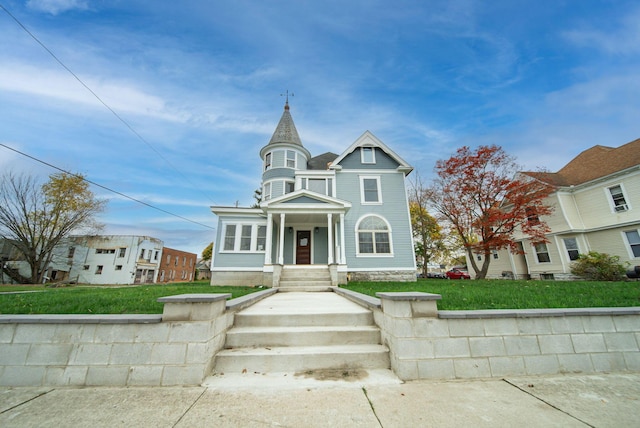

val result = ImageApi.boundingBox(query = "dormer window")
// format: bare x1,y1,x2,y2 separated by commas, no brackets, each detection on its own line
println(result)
361,147,375,164
608,185,628,212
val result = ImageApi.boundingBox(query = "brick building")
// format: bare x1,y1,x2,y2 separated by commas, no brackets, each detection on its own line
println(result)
158,247,197,283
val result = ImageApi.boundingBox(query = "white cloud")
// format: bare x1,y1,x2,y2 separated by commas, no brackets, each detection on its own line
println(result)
0,62,186,122
26,0,89,15
563,7,640,55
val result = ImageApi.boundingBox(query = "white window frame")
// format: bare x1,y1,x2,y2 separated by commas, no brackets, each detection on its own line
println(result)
286,150,296,168
361,146,376,164
359,176,382,204
563,237,580,261
220,222,268,253
534,242,551,263
607,184,629,213
263,182,272,201
264,152,272,171
355,214,393,257
623,229,640,258
284,180,295,194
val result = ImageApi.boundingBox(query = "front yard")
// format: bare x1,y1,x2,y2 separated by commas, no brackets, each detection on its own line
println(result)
0,279,638,314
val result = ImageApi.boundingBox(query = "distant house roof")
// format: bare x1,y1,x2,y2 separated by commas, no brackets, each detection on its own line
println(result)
308,152,339,170
523,138,640,187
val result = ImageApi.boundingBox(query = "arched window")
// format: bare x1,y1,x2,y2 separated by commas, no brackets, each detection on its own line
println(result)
356,215,392,255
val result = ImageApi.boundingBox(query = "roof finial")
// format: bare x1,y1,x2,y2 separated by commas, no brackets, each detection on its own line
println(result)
280,90,294,110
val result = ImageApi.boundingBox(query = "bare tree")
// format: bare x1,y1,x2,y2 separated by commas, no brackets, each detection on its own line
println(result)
0,171,106,284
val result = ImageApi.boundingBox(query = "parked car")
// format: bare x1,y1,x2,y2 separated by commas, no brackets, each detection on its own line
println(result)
427,272,446,279
445,268,471,280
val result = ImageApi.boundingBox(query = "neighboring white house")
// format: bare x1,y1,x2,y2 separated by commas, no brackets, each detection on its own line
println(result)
48,235,164,285
210,101,416,286
477,138,640,280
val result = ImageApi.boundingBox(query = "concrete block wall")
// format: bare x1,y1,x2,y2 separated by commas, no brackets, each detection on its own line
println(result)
0,294,236,387
375,292,640,381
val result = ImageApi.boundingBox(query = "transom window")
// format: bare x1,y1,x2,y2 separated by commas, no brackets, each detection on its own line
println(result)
608,185,628,212
357,215,392,255
222,223,268,252
534,242,550,263
563,238,580,261
625,230,640,257
361,147,375,164
360,176,381,204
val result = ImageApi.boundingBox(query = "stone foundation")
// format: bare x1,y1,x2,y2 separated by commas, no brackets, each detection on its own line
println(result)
348,270,416,282
210,270,264,286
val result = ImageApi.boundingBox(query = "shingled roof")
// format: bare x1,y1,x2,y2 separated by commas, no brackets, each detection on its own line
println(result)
523,138,640,187
267,101,303,147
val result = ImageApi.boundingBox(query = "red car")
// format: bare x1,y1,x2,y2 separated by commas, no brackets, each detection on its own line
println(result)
446,268,471,280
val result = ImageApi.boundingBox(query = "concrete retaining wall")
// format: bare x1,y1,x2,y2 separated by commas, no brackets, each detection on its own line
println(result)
0,289,276,387
372,292,640,380
1,288,638,386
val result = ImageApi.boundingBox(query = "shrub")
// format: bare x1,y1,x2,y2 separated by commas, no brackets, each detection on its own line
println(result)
570,251,627,281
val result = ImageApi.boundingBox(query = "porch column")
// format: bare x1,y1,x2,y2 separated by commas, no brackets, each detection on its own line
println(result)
327,213,333,264
340,213,346,264
278,213,286,265
264,212,273,264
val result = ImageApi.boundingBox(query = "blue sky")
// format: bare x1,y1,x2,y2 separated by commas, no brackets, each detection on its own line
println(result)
1,0,639,257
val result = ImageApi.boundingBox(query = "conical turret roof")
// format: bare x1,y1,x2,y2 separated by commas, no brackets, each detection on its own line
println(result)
267,101,303,146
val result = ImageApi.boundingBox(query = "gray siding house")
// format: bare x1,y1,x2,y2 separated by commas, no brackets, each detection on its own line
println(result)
210,102,416,286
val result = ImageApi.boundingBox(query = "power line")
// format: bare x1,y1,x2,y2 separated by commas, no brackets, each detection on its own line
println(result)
0,3,219,206
0,143,216,231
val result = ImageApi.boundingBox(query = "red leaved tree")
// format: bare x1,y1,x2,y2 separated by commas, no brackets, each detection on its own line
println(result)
427,145,554,279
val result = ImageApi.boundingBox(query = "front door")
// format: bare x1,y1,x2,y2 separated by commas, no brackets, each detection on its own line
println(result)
296,230,311,264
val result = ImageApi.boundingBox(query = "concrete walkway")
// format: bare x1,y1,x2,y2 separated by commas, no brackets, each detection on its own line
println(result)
1,373,639,427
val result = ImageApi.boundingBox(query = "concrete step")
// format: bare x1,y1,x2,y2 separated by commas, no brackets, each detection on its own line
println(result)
214,344,390,373
225,325,381,348
233,310,374,327
277,286,334,292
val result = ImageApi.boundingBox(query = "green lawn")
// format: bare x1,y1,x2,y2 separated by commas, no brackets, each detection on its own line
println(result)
342,279,640,310
0,279,638,314
0,281,260,315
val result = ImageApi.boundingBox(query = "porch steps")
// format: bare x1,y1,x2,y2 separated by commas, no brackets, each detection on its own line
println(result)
277,266,333,291
212,292,390,376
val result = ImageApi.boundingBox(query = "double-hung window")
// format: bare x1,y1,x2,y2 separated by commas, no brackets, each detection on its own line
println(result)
286,150,296,168
264,152,272,171
608,185,628,212
223,225,236,251
534,243,550,263
360,176,381,204
625,230,640,257
563,238,580,261
263,182,272,201
357,215,392,255
240,225,252,251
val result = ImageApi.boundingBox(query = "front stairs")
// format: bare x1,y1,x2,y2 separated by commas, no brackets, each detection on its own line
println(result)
277,266,333,291
212,292,391,378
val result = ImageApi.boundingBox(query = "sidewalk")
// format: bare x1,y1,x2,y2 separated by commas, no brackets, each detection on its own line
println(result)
1,373,638,427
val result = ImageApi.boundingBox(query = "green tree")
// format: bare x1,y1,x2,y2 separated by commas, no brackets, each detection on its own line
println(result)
571,251,627,281
0,171,106,284
408,173,446,277
202,242,213,261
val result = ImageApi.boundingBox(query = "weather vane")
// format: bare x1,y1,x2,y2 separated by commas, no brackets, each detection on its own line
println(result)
280,90,294,104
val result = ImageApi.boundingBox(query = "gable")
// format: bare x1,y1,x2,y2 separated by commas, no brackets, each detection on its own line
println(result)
282,195,330,204
332,131,412,174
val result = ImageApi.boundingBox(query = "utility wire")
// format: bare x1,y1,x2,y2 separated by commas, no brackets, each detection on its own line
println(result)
0,3,219,206
0,143,216,231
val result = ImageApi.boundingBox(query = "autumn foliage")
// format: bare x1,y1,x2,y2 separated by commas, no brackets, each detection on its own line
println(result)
428,145,554,279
